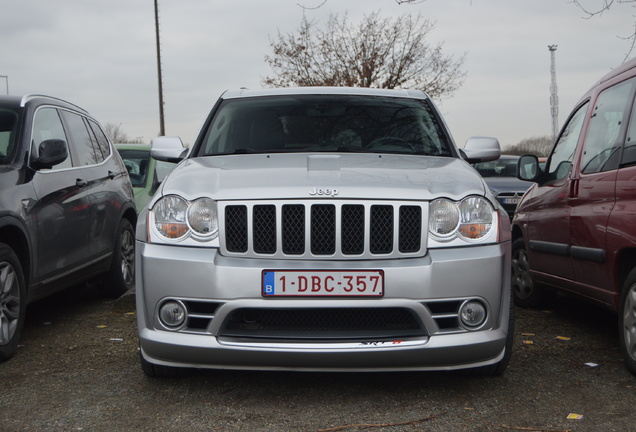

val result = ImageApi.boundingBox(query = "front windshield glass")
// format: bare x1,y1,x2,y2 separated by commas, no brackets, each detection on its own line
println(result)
473,158,519,177
0,108,19,164
197,95,453,157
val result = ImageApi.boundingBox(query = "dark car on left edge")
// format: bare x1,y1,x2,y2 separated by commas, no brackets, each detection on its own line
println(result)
0,94,137,361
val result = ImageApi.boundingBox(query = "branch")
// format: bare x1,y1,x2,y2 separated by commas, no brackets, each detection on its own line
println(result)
297,0,326,9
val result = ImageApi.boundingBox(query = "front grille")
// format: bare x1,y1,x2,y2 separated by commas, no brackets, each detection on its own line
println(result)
220,307,427,340
221,200,426,259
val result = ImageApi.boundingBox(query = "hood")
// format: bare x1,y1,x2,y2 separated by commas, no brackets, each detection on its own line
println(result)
158,153,487,202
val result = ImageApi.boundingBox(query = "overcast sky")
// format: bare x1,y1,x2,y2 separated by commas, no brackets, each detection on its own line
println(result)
1,0,634,148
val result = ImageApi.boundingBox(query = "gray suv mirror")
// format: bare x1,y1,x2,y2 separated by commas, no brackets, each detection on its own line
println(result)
32,139,69,169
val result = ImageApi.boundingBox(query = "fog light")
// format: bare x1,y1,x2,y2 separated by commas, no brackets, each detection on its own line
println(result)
459,300,487,329
159,300,186,328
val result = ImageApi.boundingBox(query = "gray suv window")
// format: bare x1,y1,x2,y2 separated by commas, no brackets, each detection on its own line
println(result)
0,109,18,162
61,110,101,166
87,119,111,161
32,107,72,170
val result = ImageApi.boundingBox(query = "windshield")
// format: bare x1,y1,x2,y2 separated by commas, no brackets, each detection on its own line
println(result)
196,95,453,157
0,108,19,164
473,158,519,177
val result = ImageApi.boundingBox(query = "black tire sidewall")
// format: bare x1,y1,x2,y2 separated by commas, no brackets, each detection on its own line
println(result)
104,219,135,298
0,243,26,362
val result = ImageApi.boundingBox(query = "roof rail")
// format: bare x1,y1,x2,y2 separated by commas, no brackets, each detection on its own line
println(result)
20,94,88,113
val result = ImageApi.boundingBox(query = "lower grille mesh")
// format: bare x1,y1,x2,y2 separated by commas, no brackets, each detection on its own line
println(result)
220,308,426,340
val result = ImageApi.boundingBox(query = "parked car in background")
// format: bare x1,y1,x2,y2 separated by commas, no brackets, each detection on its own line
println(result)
136,87,514,377
115,143,179,211
0,94,137,362
472,155,534,219
512,57,636,376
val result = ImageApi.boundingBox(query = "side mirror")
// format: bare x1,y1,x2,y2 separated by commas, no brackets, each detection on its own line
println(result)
32,139,69,169
518,154,541,182
462,136,501,163
151,136,187,163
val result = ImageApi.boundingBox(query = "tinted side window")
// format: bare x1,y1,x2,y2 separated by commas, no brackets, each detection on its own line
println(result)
0,109,19,162
87,119,111,161
547,101,589,182
61,110,100,166
623,90,636,167
581,78,635,174
32,107,72,170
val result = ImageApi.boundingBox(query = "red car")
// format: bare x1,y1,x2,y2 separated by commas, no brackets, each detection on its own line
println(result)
513,58,636,376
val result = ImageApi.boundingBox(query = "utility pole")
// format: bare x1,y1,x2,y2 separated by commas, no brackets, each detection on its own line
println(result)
548,45,559,141
154,0,166,136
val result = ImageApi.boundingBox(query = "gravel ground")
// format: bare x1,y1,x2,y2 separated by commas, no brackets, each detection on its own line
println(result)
0,284,634,432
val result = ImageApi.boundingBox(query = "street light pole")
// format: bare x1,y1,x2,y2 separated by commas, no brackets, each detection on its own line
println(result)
154,0,166,136
0,75,8,95
548,45,559,141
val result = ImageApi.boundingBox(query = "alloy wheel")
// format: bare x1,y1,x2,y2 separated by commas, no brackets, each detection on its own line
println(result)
120,229,135,286
512,247,533,301
0,261,20,346
623,281,636,362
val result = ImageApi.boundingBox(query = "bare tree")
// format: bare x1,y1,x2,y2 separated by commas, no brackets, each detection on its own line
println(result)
506,135,553,157
263,11,466,100
572,0,636,60
104,122,130,144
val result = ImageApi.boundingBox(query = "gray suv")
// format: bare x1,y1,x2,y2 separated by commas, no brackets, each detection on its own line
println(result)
136,87,513,377
0,95,137,362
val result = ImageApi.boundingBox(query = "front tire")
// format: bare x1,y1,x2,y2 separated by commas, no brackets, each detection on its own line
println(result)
0,243,26,362
619,268,636,376
103,219,135,297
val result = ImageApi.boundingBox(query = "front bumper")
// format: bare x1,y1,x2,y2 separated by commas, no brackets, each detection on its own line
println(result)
136,241,511,372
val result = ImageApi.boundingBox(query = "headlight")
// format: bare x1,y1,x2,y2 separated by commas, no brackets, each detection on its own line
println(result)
458,196,493,240
151,195,219,243
154,195,189,239
188,198,218,237
429,199,459,238
429,196,495,243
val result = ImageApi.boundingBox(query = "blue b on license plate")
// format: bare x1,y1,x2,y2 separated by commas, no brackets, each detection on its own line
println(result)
262,270,384,297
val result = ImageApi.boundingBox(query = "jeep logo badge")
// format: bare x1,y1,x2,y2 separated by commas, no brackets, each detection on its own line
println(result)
309,187,339,197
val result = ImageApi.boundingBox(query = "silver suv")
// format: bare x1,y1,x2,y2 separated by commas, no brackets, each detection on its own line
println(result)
136,87,512,376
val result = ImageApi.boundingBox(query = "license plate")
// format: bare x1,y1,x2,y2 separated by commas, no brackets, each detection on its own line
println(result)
262,270,384,297
503,197,521,205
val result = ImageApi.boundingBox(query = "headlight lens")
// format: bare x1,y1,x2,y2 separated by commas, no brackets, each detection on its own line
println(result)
458,196,493,240
429,196,495,243
188,198,218,237
151,195,219,242
154,195,189,239
429,199,459,238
